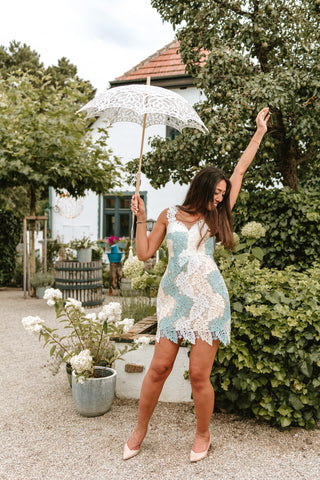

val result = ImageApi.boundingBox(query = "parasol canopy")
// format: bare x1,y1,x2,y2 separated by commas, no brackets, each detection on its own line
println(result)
77,84,208,134
77,80,208,250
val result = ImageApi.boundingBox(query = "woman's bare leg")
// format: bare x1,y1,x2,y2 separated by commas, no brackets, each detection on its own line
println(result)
127,336,181,450
189,338,220,453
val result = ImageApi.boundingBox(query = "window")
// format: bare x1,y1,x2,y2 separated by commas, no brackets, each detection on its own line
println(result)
166,125,180,141
102,192,146,238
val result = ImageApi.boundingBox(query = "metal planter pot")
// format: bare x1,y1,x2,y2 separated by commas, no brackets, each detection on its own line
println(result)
77,248,92,262
72,367,117,417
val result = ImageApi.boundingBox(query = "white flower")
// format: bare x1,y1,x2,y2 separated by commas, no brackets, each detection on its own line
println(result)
241,222,266,240
98,302,122,323
43,288,63,306
134,336,151,348
85,313,97,322
22,316,45,334
70,349,92,374
131,272,150,290
123,256,144,279
65,298,84,312
118,318,135,333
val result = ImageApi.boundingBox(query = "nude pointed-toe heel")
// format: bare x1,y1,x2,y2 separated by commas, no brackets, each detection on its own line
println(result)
123,442,140,460
190,435,211,463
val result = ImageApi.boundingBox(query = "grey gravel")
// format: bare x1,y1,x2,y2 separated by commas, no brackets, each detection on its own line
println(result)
1,288,319,480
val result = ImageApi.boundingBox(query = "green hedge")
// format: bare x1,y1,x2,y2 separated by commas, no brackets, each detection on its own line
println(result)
0,210,22,286
211,257,320,429
233,185,320,270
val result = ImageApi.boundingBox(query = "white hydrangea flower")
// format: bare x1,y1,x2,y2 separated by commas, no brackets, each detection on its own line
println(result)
21,316,45,334
123,256,144,279
70,349,92,374
65,298,84,312
43,288,63,306
118,318,135,333
241,222,266,240
85,313,97,322
98,302,122,323
131,272,150,290
134,336,151,348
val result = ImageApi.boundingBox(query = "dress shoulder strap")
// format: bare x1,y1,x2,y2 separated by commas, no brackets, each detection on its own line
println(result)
167,206,178,223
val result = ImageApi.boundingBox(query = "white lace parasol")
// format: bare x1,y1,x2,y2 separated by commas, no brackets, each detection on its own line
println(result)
77,84,208,134
77,80,208,246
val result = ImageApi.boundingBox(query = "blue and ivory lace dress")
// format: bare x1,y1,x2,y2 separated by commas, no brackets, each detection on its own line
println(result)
156,206,231,346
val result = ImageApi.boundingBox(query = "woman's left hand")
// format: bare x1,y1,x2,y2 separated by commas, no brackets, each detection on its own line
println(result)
256,107,270,134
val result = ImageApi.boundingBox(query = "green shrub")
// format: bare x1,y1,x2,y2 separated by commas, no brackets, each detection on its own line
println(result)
233,185,320,270
211,258,320,429
30,271,55,288
0,210,22,286
47,238,62,270
121,297,156,324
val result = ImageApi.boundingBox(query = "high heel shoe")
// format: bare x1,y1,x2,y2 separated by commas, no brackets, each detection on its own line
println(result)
123,442,140,460
190,435,211,462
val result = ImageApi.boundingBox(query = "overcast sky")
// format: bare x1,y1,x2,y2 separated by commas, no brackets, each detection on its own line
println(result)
0,0,175,92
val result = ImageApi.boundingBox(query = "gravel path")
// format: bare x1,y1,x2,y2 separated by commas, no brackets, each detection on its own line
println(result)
1,288,319,480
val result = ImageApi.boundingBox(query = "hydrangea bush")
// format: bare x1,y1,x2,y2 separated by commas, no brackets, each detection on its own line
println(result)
211,258,320,429
22,289,150,382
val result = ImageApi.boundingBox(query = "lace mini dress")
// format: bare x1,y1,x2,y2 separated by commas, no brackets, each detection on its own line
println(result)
156,206,231,346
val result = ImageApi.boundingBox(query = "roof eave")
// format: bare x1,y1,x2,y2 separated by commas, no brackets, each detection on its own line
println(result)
110,74,195,89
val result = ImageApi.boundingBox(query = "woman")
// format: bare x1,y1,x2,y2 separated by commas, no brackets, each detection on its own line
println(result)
124,107,270,462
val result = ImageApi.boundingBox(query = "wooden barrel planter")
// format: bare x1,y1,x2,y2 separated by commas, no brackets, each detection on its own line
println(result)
55,260,103,307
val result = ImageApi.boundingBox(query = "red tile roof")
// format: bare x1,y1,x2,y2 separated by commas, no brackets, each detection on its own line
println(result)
115,40,187,82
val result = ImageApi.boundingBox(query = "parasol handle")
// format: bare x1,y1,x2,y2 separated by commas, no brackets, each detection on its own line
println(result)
131,76,151,245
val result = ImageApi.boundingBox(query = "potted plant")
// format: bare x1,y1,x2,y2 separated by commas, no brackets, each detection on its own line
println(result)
21,289,150,416
30,271,55,299
70,235,95,262
106,236,124,263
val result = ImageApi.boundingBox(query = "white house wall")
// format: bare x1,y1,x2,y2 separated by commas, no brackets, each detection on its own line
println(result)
51,85,204,242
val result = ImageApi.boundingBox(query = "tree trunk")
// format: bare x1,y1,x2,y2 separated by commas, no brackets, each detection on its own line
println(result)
280,145,299,191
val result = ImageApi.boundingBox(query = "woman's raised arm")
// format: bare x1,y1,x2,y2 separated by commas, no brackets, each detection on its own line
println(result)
229,107,270,210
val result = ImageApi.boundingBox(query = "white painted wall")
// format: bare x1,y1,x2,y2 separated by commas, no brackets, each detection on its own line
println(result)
51,85,203,242
114,343,192,402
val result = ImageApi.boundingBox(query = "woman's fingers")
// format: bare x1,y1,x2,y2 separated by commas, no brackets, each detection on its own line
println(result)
131,195,145,215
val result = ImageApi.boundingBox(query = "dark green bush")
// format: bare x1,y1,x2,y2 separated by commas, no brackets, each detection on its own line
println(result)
47,238,62,270
211,257,320,429
0,210,22,286
233,186,320,270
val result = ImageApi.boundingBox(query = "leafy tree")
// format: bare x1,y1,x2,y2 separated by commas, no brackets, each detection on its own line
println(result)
0,71,122,276
138,0,320,191
0,40,43,77
0,41,97,214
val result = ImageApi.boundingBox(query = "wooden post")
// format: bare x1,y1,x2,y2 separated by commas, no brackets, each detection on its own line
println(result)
109,262,123,291
23,217,27,299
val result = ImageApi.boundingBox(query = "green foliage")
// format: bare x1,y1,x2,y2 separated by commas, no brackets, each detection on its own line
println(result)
30,271,55,288
0,41,98,214
211,258,320,429
0,40,43,78
0,71,122,217
0,209,22,286
141,1,320,191
102,269,110,288
92,246,103,261
69,236,95,250
47,238,62,270
121,297,156,324
233,185,320,270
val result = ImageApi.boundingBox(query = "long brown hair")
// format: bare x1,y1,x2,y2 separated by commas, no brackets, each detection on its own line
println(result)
179,166,234,249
